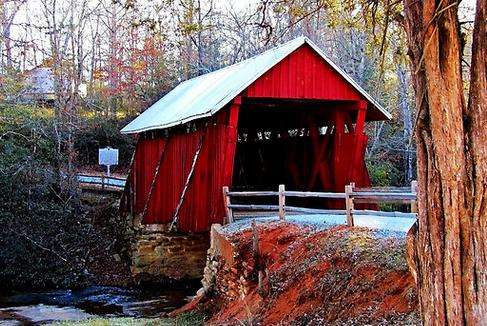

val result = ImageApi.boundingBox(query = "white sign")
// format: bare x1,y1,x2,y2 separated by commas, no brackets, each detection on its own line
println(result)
99,147,118,176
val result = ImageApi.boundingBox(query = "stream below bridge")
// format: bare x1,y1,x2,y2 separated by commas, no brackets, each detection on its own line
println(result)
0,283,199,325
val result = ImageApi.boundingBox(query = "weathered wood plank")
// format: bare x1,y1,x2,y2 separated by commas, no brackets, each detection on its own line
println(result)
351,192,416,200
227,191,279,197
353,198,414,204
278,184,286,220
352,209,417,218
228,204,280,210
345,183,354,226
286,206,346,215
222,186,233,224
283,191,346,198
78,174,127,182
354,186,411,192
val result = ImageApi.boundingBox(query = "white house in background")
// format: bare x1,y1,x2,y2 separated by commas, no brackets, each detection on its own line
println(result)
24,67,57,102
23,66,87,103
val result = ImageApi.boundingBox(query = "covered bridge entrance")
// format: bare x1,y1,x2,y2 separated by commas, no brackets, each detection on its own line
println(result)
121,37,391,233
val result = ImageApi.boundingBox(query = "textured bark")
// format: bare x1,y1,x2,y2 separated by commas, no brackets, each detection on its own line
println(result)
403,0,487,324
465,0,487,321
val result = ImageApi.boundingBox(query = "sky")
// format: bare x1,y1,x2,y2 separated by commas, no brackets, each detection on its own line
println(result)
14,0,478,32
221,0,478,20
19,0,475,20
9,0,478,71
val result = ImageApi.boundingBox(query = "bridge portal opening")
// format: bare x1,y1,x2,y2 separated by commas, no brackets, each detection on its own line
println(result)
231,98,368,209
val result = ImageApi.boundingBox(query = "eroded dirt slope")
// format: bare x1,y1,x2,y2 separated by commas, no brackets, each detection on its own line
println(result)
181,222,419,325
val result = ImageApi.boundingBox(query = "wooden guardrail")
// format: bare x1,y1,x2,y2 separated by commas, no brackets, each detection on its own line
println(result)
78,174,126,192
222,181,417,226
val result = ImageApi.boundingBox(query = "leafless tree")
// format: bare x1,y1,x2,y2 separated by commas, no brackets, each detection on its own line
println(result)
0,0,27,71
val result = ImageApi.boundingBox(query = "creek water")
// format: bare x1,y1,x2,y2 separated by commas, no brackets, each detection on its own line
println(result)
0,283,199,325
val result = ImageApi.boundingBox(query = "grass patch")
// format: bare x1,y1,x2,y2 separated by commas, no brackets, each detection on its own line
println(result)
53,312,204,326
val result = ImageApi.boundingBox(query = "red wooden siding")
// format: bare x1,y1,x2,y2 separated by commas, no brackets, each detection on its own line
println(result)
132,137,167,213
129,108,236,232
247,45,363,101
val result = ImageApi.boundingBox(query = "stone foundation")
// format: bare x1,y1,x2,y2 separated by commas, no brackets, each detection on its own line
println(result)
201,224,254,300
131,226,210,281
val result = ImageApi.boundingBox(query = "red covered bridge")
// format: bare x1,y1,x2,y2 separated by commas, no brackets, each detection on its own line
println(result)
121,37,391,233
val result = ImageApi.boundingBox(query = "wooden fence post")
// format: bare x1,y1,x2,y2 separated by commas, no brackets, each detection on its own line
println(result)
222,186,233,224
278,184,285,220
345,183,355,226
410,180,418,214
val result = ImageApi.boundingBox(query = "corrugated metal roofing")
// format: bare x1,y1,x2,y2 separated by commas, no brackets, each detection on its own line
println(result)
121,36,391,134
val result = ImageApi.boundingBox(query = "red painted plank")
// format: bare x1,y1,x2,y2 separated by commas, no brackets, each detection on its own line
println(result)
247,45,363,101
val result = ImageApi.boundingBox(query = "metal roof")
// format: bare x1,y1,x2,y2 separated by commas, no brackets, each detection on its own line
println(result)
121,36,391,134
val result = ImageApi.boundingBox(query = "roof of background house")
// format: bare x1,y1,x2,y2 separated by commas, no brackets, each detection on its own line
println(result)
26,66,56,96
121,36,391,134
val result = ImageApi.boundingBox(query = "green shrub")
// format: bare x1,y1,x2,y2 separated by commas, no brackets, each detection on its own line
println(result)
366,160,402,187
0,104,130,290
75,116,136,168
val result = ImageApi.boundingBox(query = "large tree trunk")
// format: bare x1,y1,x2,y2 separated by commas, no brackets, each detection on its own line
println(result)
403,0,486,324
465,0,487,320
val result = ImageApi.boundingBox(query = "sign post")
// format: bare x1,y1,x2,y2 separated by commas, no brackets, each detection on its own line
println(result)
98,147,119,177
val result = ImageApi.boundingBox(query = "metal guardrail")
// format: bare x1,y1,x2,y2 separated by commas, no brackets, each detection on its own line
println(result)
77,174,126,191
223,181,418,226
